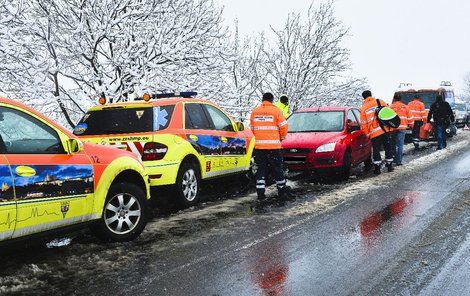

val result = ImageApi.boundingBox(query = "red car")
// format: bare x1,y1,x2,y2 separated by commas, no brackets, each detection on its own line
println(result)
282,106,372,179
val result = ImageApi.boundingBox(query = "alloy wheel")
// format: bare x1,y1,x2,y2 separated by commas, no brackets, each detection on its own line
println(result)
182,168,198,201
104,193,141,235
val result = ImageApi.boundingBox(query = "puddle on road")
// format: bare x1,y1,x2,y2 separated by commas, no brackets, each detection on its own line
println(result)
360,192,419,237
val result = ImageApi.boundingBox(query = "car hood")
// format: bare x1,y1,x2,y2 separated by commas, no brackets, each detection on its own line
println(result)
282,132,344,151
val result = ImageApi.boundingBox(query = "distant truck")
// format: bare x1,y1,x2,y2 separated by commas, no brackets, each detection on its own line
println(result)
394,81,457,139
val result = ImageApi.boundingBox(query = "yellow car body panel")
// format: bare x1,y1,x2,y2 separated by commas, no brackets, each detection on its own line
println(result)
0,97,150,242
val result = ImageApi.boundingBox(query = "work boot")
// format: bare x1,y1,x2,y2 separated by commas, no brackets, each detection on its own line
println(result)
278,186,293,201
373,164,381,175
257,190,266,200
387,163,394,172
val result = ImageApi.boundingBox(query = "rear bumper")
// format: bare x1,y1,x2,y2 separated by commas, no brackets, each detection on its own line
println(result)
144,161,180,187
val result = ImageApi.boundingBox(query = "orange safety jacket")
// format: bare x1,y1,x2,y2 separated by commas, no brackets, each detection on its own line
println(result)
250,101,288,149
408,99,427,122
360,96,391,139
391,101,414,130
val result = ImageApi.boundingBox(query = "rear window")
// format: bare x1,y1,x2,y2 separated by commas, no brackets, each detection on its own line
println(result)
73,105,174,136
399,92,437,109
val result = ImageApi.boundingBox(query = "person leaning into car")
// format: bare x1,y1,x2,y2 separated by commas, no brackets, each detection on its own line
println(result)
360,90,394,175
250,93,289,200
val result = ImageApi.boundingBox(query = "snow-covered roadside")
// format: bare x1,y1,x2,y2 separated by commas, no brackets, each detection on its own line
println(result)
143,132,468,235
284,132,470,217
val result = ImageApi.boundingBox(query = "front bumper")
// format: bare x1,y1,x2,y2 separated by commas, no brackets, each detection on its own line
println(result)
283,150,344,174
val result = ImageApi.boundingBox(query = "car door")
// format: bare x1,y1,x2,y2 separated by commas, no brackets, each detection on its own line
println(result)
0,155,15,242
202,104,248,176
352,108,371,160
346,109,362,163
184,103,222,178
0,105,94,239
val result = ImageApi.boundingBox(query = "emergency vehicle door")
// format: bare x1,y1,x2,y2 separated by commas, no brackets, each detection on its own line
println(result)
0,106,94,239
184,103,222,178
203,104,248,175
0,154,16,242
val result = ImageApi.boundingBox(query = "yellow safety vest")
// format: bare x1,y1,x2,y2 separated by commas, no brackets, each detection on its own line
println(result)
274,101,291,118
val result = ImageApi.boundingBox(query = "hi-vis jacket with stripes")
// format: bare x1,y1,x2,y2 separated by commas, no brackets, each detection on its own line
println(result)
360,96,391,139
407,98,427,122
391,101,414,130
250,101,288,149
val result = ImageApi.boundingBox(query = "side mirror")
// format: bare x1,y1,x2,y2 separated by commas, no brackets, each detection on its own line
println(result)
67,138,84,154
236,121,245,132
347,121,360,133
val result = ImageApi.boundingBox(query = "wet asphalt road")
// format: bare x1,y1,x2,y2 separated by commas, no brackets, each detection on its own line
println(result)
1,132,469,295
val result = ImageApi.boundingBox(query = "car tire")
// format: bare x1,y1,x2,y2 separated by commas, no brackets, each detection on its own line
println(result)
92,182,148,242
175,161,201,207
339,150,351,180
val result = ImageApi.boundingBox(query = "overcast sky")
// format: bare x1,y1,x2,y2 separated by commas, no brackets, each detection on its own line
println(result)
217,0,470,100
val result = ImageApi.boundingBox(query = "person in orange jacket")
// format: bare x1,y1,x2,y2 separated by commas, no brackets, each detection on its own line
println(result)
407,95,426,150
390,93,414,165
360,90,394,175
250,92,289,200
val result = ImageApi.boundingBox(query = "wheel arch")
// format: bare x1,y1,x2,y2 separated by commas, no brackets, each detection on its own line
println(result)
180,153,202,177
92,156,150,218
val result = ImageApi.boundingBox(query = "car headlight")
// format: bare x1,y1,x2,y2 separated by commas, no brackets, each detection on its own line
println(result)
316,142,336,153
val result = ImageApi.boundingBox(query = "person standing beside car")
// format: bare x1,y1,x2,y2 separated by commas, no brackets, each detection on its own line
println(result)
275,95,291,118
427,94,454,150
390,93,414,166
250,93,289,200
407,95,426,150
360,90,394,175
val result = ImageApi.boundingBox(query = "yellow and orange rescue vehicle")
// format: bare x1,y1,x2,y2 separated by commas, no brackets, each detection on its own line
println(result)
75,92,255,207
0,97,150,243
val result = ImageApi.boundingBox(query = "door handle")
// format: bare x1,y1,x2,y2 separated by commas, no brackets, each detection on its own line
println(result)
16,166,36,178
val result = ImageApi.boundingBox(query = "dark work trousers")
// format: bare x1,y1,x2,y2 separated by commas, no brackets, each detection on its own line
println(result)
371,132,394,166
412,121,423,148
254,149,286,198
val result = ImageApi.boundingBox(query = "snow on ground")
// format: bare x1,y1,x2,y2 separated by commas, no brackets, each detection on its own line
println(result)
143,131,470,236
284,132,470,217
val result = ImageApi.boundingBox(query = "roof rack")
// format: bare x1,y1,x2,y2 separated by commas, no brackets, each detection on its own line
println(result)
137,91,198,101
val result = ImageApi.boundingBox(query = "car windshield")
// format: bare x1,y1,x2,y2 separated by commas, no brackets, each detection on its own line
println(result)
399,92,437,109
455,103,466,111
288,111,344,132
73,105,174,136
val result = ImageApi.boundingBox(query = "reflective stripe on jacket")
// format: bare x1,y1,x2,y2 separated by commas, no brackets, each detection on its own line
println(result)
391,101,414,130
274,101,291,118
408,99,427,122
360,97,390,139
250,101,288,149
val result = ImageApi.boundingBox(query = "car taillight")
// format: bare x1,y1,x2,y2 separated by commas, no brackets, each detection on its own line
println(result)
142,142,168,161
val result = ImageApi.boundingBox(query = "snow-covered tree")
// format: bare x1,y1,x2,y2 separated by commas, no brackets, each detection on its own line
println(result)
217,23,267,122
0,0,231,127
262,1,366,110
